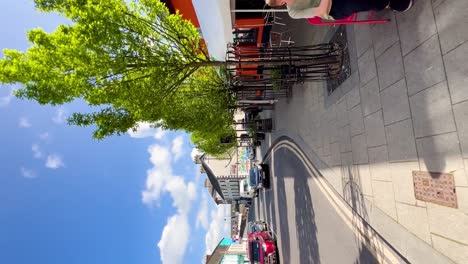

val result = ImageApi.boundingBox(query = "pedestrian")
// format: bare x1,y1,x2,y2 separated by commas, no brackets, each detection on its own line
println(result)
264,0,413,20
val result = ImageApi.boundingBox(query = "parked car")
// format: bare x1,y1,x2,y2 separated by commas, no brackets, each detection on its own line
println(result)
246,146,256,160
249,164,270,190
248,220,268,233
240,179,257,199
247,230,278,264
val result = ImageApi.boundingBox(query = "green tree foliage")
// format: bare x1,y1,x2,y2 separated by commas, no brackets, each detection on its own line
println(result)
0,0,236,155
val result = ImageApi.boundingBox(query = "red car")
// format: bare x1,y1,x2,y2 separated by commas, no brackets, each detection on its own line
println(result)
247,230,278,264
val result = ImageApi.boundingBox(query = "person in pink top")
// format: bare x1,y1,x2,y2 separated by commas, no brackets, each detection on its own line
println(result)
265,0,413,20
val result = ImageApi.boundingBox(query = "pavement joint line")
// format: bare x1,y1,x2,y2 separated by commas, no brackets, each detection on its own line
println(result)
269,139,404,264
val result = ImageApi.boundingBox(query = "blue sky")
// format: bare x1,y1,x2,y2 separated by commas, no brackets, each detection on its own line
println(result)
0,1,229,263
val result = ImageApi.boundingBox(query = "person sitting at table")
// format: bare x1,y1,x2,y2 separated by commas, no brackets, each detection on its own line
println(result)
264,0,413,20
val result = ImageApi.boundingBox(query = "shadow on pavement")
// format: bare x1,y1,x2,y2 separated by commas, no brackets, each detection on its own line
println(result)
275,147,320,264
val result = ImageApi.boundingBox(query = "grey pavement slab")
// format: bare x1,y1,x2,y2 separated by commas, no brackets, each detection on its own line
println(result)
397,0,437,55
364,110,386,148
354,24,372,58
396,203,431,244
357,164,373,197
346,86,360,110
368,145,392,182
434,0,468,54
453,101,468,158
390,161,420,204
380,79,411,125
385,118,418,162
376,42,404,91
444,41,468,104
371,11,399,57
360,77,381,116
349,104,365,136
358,48,377,86
338,125,352,153
371,180,397,219
409,81,456,138
336,98,349,128
351,133,369,165
416,132,464,173
404,34,445,96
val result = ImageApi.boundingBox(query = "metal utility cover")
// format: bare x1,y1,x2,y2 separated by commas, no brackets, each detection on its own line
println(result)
413,171,457,208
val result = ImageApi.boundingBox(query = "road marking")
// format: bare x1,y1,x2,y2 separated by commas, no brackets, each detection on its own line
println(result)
267,139,404,264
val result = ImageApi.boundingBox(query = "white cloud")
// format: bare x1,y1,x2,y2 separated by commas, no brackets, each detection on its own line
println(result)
20,167,37,179
45,154,64,169
191,148,203,161
32,144,42,159
39,132,50,141
18,117,32,128
196,194,209,230
205,205,231,254
158,214,190,264
171,136,184,161
128,122,166,139
0,88,13,107
141,142,198,264
52,108,67,124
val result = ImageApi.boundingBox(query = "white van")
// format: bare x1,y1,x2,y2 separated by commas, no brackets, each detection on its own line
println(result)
239,179,257,198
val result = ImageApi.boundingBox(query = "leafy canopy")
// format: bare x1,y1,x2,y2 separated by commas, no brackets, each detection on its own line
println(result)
0,0,236,154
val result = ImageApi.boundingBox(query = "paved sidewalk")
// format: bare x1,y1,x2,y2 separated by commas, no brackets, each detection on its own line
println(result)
263,1,468,263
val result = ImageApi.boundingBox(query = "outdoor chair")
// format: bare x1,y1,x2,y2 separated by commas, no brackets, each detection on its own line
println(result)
307,11,390,25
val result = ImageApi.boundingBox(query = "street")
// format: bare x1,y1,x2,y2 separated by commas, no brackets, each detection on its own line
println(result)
249,138,407,264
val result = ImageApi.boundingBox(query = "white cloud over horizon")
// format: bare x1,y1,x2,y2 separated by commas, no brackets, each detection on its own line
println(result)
171,136,184,161
19,117,32,128
45,154,64,169
196,193,209,230
205,205,231,254
20,167,37,179
141,138,198,264
128,122,166,140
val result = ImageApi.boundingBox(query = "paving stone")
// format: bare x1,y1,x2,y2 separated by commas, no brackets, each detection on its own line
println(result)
354,24,372,58
432,234,468,264
340,71,359,95
360,77,381,116
409,81,456,138
427,203,468,245
381,79,411,125
338,125,352,153
368,145,391,181
371,11,399,57
376,42,404,91
371,180,397,219
453,101,468,158
416,132,464,173
396,0,437,55
330,142,341,166
434,0,468,54
351,134,368,165
349,104,365,136
390,161,420,204
385,119,418,162
358,48,377,86
404,35,445,96
364,110,386,147
444,42,468,104
346,86,360,110
396,203,431,244
358,164,373,197
336,98,349,128
457,186,468,215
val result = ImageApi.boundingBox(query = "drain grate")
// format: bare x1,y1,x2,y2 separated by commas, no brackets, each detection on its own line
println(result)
326,25,351,95
413,171,457,208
